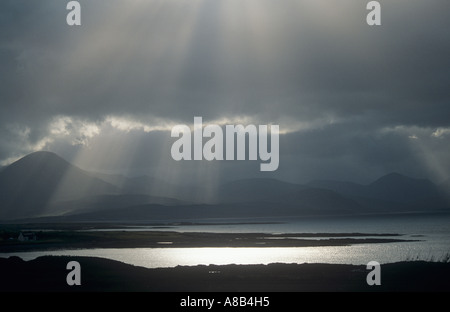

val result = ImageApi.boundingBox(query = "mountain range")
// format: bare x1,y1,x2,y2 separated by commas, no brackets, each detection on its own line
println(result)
0,151,449,222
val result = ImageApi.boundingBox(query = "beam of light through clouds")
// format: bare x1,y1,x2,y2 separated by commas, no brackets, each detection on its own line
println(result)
0,0,449,185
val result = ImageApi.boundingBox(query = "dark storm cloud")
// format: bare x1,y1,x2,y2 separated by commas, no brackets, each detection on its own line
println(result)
0,0,449,182
278,122,434,183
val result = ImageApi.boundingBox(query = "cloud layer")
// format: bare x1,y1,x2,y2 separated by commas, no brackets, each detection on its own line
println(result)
1,0,450,183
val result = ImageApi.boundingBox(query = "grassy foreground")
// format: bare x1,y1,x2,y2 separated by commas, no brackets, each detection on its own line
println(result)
1,255,449,292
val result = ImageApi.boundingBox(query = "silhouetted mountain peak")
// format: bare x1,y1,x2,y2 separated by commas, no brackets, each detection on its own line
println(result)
372,172,424,185
0,151,119,220
6,151,71,171
440,178,450,188
1,152,448,221
223,178,300,189
218,178,304,203
1,151,77,188
368,172,440,204
18,151,64,161
370,172,436,190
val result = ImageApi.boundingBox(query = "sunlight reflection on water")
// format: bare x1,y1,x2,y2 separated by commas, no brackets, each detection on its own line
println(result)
2,213,449,268
2,240,448,268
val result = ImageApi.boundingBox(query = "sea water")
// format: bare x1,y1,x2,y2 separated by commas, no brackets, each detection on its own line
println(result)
1,212,449,268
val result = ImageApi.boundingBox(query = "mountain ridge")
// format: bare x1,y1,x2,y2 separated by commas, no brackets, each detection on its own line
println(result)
0,151,119,219
0,151,448,221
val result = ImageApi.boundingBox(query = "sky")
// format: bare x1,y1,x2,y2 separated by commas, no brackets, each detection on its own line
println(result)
1,0,450,185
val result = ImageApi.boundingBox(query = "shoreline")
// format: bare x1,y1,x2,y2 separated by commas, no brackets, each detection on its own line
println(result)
0,229,415,253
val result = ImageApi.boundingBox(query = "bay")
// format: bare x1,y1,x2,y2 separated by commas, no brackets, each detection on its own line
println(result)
1,212,449,268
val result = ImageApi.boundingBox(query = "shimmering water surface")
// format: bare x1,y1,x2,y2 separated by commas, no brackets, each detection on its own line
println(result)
1,212,449,268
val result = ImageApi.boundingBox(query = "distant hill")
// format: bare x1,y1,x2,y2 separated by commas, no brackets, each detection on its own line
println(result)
308,172,448,211
0,151,119,219
10,178,363,222
86,172,129,188
0,152,196,221
369,173,442,204
440,179,450,194
44,194,187,217
0,151,448,222
217,178,362,215
307,180,367,198
440,179,450,204
119,175,200,202
88,172,202,202
218,178,306,203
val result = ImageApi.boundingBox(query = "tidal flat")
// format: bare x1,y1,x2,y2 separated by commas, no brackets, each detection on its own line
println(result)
0,226,412,252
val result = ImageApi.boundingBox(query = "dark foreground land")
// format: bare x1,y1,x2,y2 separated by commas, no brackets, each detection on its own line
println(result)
1,255,449,292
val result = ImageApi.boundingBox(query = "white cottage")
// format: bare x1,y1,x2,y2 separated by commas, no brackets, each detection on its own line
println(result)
18,232,37,242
